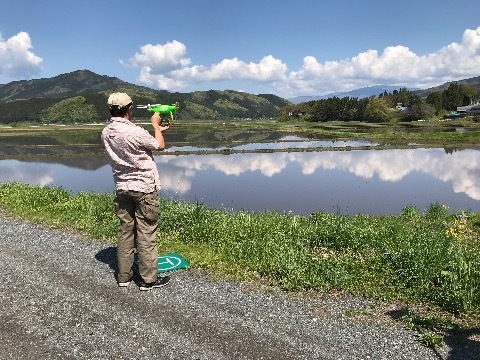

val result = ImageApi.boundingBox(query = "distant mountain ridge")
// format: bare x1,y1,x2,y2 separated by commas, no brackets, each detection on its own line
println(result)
413,75,480,98
289,77,480,104
0,70,291,122
0,70,140,102
289,85,421,104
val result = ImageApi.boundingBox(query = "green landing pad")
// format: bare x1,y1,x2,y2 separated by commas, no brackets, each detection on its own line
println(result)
157,253,189,273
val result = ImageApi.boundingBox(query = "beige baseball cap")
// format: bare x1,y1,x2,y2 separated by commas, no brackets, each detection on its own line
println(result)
107,92,132,107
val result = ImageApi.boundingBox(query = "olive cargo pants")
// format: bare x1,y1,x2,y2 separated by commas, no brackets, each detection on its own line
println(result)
114,190,159,284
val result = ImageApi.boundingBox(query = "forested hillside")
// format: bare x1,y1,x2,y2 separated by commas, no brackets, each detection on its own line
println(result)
0,70,291,123
413,76,480,98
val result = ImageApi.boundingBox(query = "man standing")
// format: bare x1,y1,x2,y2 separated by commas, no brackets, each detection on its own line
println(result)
101,92,170,291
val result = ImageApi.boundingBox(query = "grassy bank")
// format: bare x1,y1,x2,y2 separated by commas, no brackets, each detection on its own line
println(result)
1,182,479,316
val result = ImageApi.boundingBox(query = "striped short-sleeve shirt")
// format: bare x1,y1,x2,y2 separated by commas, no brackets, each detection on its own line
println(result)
101,117,160,193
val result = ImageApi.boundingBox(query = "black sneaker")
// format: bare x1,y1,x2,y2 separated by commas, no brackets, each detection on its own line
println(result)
139,276,170,291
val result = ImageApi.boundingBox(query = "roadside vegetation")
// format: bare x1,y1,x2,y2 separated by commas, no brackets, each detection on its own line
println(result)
0,182,478,348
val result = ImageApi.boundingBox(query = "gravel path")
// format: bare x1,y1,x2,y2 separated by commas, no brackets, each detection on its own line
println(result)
0,215,468,359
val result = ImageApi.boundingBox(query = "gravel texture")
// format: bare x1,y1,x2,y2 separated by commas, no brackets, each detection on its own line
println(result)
0,215,471,359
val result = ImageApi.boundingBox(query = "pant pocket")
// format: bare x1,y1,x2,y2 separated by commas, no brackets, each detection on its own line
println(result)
139,192,159,223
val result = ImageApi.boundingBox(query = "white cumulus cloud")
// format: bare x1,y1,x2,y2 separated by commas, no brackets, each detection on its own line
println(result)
127,40,191,74
0,32,43,79
126,26,480,97
288,27,480,96
126,40,288,92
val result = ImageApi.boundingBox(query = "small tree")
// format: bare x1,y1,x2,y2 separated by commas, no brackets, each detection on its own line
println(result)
443,83,463,111
461,85,478,105
41,96,98,124
364,97,392,122
426,91,443,115
401,103,436,121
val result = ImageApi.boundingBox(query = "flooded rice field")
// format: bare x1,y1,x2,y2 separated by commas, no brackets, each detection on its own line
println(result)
0,130,478,215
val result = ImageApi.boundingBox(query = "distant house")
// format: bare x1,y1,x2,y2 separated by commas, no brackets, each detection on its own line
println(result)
467,105,480,116
457,105,473,114
289,111,307,117
456,105,480,115
395,103,407,111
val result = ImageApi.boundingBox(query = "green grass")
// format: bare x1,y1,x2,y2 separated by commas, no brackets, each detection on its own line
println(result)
1,182,479,318
2,182,480,347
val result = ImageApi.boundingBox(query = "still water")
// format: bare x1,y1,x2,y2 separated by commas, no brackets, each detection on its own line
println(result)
1,140,479,216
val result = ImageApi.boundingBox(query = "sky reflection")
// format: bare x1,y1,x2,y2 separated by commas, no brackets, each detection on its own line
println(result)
1,147,479,215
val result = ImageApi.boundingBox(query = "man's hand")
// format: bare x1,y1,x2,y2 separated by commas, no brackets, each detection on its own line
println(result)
161,119,170,129
151,113,162,128
151,113,171,130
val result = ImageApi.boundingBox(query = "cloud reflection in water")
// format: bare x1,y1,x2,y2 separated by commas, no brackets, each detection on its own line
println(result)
1,147,479,215
154,148,480,214
156,148,480,201
0,160,53,186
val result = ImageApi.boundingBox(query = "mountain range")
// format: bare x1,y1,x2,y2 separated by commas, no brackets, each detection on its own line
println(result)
288,85,420,104
288,77,480,104
0,70,291,122
0,70,479,122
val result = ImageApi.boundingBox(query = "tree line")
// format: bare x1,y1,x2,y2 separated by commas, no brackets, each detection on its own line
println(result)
0,82,477,124
279,83,479,123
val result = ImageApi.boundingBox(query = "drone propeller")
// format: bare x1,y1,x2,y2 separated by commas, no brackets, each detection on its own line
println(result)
136,103,162,109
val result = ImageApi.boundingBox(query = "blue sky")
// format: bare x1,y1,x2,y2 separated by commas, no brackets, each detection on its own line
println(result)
0,0,479,98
